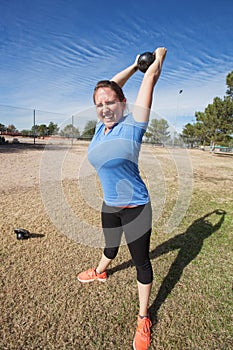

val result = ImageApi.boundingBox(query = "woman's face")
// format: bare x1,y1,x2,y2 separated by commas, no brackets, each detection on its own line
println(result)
94,87,126,129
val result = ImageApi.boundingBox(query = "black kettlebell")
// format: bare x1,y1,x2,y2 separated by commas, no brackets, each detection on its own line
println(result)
137,52,155,73
14,228,30,240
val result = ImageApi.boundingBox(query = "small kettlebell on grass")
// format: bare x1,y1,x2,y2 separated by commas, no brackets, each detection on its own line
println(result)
14,228,30,240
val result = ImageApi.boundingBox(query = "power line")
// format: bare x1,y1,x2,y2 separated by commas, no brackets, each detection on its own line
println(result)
0,103,68,116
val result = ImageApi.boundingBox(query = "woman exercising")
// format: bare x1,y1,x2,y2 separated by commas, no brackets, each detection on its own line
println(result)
77,47,167,350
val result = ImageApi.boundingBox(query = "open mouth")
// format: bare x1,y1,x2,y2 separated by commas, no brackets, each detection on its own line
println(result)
103,115,115,122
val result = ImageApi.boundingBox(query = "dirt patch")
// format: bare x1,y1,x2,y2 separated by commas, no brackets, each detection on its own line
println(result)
0,141,232,350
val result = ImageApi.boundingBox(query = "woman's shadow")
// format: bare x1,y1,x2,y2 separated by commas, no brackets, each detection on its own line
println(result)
148,209,226,325
108,209,226,324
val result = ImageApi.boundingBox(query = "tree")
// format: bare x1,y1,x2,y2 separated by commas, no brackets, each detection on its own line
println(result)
195,95,233,145
23,122,59,137
181,70,233,146
47,122,59,135
145,118,170,145
192,121,208,145
0,123,6,133
60,124,80,139
180,123,199,147
7,124,18,133
38,124,48,137
81,120,97,140
226,71,233,97
31,125,39,137
21,129,31,136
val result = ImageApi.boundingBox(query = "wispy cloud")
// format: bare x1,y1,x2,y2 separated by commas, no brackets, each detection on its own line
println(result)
0,0,232,131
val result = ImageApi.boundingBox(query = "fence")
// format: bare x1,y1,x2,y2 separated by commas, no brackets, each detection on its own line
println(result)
0,104,96,144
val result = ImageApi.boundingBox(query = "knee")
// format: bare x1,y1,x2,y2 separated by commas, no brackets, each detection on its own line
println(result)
136,260,153,284
104,247,119,260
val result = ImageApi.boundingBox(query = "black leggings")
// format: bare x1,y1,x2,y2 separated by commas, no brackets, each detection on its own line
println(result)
101,202,153,284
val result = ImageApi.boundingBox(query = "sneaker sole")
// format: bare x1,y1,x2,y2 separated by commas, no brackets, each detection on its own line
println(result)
77,277,107,283
133,337,150,350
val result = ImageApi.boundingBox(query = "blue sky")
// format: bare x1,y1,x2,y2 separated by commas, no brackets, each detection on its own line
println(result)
0,0,233,132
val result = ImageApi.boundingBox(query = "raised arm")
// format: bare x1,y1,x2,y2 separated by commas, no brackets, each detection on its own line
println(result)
133,47,167,122
111,55,139,88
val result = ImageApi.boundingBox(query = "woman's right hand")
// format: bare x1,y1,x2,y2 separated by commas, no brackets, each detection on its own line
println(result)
154,47,167,63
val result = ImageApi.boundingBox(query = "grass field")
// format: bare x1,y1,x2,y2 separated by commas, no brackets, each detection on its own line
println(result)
0,141,232,350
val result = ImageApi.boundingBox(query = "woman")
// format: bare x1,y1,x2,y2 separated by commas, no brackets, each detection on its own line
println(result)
77,47,167,350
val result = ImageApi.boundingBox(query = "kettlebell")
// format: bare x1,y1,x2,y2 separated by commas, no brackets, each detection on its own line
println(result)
137,52,155,73
14,228,30,240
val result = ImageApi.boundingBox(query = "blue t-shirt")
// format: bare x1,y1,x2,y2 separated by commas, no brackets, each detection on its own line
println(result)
88,113,150,207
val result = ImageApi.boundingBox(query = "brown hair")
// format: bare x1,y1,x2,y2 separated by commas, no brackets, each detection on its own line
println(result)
93,80,126,104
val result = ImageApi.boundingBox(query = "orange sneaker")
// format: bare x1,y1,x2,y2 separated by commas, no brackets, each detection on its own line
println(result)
77,268,107,283
133,315,152,350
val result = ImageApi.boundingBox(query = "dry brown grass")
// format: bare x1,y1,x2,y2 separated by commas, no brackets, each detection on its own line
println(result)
0,140,232,350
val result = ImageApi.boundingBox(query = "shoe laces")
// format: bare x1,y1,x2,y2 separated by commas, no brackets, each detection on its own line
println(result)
138,317,152,336
87,268,96,277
